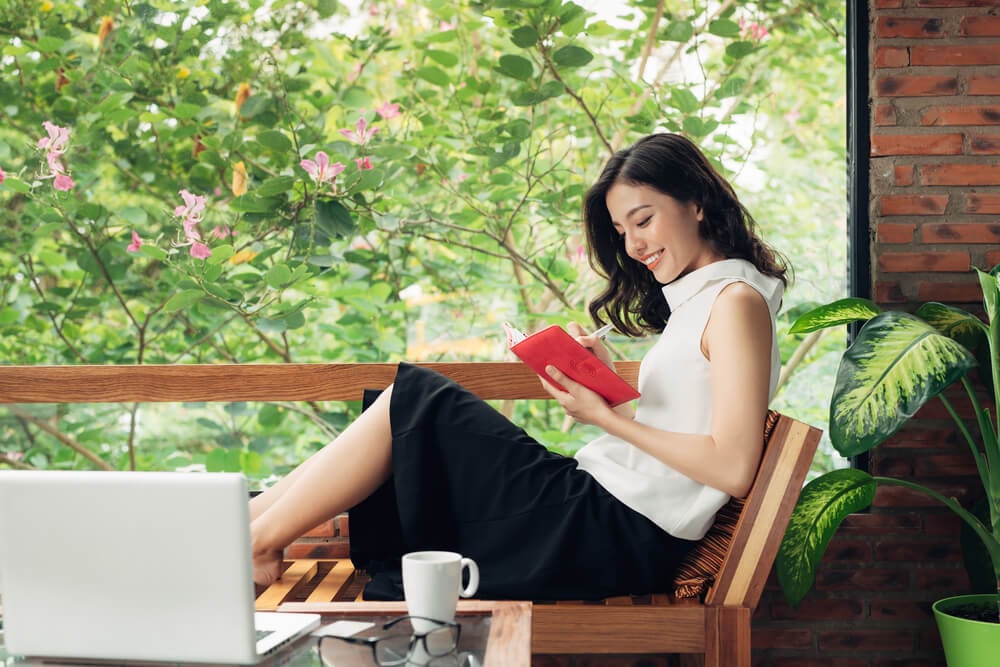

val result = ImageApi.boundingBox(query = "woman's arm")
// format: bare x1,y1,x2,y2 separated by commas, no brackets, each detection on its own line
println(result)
545,282,772,498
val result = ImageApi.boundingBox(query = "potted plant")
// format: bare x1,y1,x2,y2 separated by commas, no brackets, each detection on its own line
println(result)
776,265,1000,666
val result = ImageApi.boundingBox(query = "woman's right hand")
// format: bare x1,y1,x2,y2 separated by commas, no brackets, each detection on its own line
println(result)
566,321,615,369
253,547,284,586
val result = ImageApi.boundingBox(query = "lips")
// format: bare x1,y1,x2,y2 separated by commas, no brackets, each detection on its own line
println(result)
641,251,663,271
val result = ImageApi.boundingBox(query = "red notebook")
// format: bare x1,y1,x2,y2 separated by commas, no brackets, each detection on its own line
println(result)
505,323,641,407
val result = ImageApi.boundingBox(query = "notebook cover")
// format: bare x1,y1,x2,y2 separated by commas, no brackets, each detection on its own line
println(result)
511,325,641,407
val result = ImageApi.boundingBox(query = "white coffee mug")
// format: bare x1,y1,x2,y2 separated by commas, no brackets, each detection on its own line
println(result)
402,550,479,628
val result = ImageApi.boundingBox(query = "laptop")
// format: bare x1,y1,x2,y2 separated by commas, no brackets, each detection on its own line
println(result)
0,470,320,664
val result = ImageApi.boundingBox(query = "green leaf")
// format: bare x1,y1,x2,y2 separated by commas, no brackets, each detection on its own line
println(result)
708,19,741,38
670,88,700,114
1,177,30,194
266,263,293,289
510,25,539,48
257,404,285,428
552,45,593,68
173,103,202,120
777,469,876,606
119,206,148,226
663,20,694,42
714,76,747,100
916,302,987,350
37,36,64,52
256,130,293,152
977,266,1000,323
139,245,167,260
256,176,295,197
495,54,534,81
414,66,450,87
726,41,756,59
315,198,355,239
831,311,977,456
790,298,882,334
427,49,459,67
163,289,204,313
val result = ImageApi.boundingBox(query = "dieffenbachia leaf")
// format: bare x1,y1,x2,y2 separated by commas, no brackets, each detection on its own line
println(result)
789,298,881,334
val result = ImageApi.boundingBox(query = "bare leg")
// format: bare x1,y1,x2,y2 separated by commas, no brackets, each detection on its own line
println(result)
250,385,394,585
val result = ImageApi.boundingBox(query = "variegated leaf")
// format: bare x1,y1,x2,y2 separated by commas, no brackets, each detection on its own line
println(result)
977,266,1000,323
789,297,881,334
916,302,986,352
831,311,976,457
777,468,876,606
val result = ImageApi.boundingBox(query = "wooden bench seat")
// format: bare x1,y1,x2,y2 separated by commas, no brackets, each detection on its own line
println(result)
0,362,821,665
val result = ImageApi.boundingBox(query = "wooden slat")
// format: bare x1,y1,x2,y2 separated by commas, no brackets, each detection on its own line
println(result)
305,559,356,603
532,604,706,654
483,601,532,667
705,415,821,609
0,362,640,404
254,559,318,611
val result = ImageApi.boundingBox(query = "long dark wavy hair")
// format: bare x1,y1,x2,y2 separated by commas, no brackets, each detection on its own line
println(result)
585,133,790,337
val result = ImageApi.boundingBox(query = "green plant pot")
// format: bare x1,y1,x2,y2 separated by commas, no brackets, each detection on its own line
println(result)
933,594,1000,666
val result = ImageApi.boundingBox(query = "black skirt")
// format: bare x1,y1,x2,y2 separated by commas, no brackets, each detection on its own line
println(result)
348,363,694,601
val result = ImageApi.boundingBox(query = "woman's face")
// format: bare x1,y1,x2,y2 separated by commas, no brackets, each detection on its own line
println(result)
606,181,721,284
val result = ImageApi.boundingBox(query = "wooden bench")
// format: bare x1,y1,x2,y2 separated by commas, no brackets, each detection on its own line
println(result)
0,362,821,666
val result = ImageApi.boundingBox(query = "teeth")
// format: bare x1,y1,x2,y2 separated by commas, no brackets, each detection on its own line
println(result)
643,251,662,266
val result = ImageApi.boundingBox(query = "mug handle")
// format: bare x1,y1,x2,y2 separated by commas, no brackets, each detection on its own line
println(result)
459,557,479,598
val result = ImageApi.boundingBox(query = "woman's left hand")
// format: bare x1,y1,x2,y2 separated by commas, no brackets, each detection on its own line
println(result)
540,365,613,426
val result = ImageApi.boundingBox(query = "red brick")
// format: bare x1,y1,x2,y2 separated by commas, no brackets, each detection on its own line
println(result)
876,0,903,7
771,660,867,667
921,280,986,302
875,47,909,69
968,74,1000,95
876,75,957,97
872,454,914,475
922,222,1000,243
872,133,962,155
922,512,964,536
878,251,971,272
839,511,921,534
750,628,814,650
870,599,935,621
882,427,959,447
875,103,898,126
914,567,971,590
919,0,1000,5
823,539,872,562
961,15,1000,36
874,539,962,562
303,519,336,537
818,629,915,651
922,105,1000,126
877,222,915,243
911,45,1000,66
921,163,1000,186
914,452,980,476
876,17,945,38
879,194,949,215
894,164,914,186
987,249,1000,266
815,566,910,591
969,134,1000,154
286,541,351,559
875,281,907,303
873,482,974,508
770,597,865,621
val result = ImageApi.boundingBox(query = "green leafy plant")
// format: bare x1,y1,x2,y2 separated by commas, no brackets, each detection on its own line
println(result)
777,266,1000,607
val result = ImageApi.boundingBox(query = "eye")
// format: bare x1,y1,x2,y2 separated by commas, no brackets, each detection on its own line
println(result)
637,216,652,228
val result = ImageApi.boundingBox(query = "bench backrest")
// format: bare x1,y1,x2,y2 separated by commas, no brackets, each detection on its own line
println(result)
0,362,819,610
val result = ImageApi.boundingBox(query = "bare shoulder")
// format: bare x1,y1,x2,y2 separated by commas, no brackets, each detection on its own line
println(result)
714,281,770,322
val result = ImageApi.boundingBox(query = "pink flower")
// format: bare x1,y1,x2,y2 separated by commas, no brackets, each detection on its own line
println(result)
300,151,346,185
0,166,5,185
210,225,235,239
38,121,70,155
375,102,401,120
339,117,378,145
174,189,206,224
738,17,769,41
440,21,456,31
355,156,373,170
53,173,75,191
126,230,144,253
189,242,212,259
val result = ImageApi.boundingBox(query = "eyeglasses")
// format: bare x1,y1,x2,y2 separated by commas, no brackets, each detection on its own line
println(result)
317,615,461,666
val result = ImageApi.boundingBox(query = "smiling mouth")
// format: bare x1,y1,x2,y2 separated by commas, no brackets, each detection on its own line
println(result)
642,251,663,270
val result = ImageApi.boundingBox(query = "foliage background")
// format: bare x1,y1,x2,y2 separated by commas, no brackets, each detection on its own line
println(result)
0,0,847,483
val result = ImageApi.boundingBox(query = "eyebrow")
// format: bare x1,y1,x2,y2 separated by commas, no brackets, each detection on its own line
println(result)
611,204,652,226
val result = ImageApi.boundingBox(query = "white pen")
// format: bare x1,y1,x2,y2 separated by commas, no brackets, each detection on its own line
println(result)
590,323,615,340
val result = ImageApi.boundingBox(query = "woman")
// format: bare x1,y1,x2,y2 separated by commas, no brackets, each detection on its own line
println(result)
249,133,789,601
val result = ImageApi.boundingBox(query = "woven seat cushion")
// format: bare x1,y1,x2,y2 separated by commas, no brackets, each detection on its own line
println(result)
671,410,780,599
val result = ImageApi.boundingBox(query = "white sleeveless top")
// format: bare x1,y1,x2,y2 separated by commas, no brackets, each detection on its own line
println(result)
574,259,784,540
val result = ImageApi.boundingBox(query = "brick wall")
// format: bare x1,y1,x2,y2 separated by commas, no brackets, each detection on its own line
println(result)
752,0,1000,665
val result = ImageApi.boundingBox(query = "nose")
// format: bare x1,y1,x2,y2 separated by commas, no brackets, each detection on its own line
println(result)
623,228,645,259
